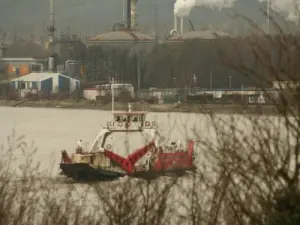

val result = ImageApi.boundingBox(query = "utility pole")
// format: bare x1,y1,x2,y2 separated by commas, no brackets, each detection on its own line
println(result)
123,0,125,22
267,0,270,34
210,69,213,90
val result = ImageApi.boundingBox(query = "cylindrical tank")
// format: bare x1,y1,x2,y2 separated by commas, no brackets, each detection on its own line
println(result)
19,64,30,76
66,61,83,78
48,56,54,71
7,64,15,73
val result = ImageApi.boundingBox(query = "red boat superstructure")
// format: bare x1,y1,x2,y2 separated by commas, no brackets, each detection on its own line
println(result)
103,141,156,174
104,138,196,179
152,140,195,172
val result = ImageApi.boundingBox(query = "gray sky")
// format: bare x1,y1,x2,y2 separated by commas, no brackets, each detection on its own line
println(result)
0,0,271,37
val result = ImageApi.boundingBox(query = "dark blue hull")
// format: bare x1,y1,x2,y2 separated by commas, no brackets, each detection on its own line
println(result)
60,163,125,181
129,166,197,180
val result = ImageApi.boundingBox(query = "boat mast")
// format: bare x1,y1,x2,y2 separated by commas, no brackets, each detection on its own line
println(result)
111,77,114,115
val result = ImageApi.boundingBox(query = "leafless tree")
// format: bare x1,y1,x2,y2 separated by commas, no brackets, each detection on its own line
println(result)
174,10,300,225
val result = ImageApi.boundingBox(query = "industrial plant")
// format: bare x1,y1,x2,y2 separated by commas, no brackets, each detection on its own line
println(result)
0,0,295,104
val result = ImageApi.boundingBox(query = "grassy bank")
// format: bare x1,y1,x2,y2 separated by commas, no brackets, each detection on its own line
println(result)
0,99,282,115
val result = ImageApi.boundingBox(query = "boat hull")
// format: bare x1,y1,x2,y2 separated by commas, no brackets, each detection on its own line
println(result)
60,163,125,181
129,166,197,180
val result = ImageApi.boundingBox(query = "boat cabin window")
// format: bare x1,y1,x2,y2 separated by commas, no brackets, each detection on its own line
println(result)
113,113,146,122
114,115,128,122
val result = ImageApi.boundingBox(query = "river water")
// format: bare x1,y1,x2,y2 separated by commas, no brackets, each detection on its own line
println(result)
0,106,288,175
0,106,286,172
0,106,292,224
0,106,215,174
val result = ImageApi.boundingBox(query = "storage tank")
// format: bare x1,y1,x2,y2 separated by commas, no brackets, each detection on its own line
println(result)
48,56,55,71
66,60,84,78
19,64,30,76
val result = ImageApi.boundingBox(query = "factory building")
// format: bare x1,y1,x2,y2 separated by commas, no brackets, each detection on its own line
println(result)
83,0,157,90
165,30,232,43
0,58,47,79
10,72,80,97
0,40,48,79
86,31,156,46
53,34,87,77
83,83,134,101
85,30,156,89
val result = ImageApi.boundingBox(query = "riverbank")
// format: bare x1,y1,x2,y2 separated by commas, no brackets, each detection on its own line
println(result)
0,99,283,115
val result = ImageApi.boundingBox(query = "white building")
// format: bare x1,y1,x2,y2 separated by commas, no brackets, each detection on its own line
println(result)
11,72,80,97
84,83,134,101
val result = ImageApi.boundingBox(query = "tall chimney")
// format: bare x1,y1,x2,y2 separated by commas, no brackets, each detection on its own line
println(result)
180,17,184,34
49,0,55,42
127,0,132,30
131,0,137,30
174,15,178,31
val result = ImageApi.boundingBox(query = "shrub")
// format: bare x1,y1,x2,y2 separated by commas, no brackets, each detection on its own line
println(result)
7,90,19,100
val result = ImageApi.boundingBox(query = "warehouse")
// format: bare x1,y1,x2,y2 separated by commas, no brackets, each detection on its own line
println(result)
11,72,80,97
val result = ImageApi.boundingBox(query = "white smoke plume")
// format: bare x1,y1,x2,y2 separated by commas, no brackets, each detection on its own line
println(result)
258,0,300,22
174,0,238,17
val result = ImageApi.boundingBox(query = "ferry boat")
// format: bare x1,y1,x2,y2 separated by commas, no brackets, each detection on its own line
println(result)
59,103,158,181
59,78,197,181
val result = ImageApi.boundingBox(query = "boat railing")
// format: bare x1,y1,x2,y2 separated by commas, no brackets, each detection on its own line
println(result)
106,120,157,130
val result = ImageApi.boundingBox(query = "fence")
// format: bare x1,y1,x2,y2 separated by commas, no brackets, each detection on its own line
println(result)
137,88,280,105
137,88,186,103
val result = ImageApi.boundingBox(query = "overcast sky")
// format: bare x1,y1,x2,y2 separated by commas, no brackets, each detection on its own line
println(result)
0,0,275,37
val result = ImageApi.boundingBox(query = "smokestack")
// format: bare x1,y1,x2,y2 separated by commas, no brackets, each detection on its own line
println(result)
180,17,184,34
49,0,54,42
174,15,178,31
127,0,132,30
47,0,56,56
131,0,137,30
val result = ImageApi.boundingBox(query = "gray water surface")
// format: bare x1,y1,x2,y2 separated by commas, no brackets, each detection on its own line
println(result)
0,106,210,175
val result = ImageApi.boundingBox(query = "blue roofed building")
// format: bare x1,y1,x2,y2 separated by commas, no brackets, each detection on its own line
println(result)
10,72,80,97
